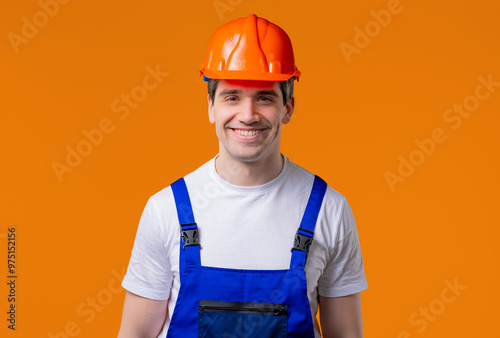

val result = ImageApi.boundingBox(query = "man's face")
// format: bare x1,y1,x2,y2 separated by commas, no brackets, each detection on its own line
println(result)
208,79,294,165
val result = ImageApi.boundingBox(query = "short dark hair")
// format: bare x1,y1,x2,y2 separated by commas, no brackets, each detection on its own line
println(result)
207,77,295,106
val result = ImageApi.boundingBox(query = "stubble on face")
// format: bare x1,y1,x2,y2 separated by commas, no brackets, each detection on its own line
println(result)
209,80,291,165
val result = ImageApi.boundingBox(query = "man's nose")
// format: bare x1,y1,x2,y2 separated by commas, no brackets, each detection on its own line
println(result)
237,99,260,124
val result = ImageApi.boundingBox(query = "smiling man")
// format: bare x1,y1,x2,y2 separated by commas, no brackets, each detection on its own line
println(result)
118,14,367,338
208,79,293,186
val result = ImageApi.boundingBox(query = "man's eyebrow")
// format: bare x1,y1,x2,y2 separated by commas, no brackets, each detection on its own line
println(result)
217,89,280,98
256,90,279,97
218,89,242,97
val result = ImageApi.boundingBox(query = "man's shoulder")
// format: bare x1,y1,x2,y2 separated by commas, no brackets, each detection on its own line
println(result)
148,158,214,202
285,157,347,205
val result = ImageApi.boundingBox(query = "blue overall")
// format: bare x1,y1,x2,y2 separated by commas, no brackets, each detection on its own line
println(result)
166,175,327,337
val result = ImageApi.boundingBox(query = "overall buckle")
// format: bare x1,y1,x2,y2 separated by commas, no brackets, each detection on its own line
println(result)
291,227,314,255
181,223,200,250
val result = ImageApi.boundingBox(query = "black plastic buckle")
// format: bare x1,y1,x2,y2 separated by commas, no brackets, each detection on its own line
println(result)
181,223,199,250
291,227,314,255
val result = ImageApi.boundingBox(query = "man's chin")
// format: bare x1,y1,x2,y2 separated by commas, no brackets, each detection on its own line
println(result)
232,154,262,163
225,149,265,164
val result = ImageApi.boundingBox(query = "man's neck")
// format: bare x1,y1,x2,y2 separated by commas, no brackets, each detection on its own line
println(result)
215,153,284,187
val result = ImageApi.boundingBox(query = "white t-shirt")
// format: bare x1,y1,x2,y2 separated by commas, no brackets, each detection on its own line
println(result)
122,155,368,337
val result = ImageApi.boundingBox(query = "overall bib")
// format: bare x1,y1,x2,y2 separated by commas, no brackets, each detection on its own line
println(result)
166,175,327,337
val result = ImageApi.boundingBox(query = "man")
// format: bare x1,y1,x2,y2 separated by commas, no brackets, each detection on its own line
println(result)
118,14,367,337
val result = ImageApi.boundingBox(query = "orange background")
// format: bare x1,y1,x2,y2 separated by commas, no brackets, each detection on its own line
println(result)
1,0,499,337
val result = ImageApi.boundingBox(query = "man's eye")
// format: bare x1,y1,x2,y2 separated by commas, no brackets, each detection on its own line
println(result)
226,96,238,101
259,96,272,102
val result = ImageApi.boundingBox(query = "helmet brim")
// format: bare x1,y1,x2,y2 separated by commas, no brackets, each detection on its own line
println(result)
200,69,300,82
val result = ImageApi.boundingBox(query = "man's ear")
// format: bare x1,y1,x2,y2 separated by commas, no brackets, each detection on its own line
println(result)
208,94,215,124
282,96,295,125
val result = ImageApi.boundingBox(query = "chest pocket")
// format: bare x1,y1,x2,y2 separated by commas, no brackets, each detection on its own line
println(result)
198,300,288,337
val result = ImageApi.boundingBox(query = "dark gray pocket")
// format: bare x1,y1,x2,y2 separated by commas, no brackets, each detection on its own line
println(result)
198,300,288,338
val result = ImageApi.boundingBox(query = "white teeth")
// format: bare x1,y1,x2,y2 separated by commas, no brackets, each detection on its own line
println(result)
234,129,262,136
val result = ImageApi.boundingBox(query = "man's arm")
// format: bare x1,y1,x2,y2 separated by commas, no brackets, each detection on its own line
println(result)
117,291,168,338
319,292,363,338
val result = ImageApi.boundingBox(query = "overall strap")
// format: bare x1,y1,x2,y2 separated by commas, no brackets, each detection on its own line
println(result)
290,175,327,270
171,178,201,273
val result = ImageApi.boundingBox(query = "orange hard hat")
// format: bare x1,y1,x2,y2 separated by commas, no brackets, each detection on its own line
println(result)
199,14,301,82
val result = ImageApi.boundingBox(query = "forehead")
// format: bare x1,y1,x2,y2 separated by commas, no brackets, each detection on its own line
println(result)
216,79,280,95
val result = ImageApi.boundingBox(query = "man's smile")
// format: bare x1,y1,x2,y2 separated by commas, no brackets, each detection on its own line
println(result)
231,128,265,137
